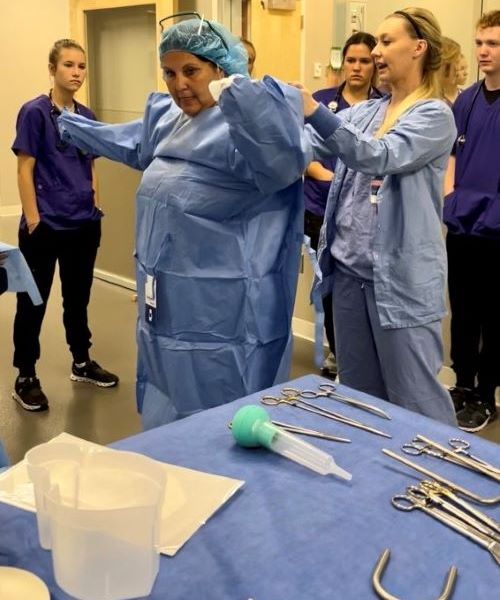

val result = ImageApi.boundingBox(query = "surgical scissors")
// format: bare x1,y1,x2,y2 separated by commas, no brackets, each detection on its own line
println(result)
299,383,391,420
261,388,392,438
392,487,500,565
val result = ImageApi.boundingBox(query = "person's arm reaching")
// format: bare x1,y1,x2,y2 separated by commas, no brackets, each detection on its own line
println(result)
214,76,313,193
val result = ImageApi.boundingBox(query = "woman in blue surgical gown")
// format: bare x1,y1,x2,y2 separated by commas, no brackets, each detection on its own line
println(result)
59,17,311,428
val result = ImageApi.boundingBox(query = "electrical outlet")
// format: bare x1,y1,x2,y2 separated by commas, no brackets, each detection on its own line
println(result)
313,62,322,78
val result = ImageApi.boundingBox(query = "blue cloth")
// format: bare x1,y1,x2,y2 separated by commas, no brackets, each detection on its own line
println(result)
159,18,248,76
59,77,311,428
0,242,42,305
307,99,456,329
444,81,500,238
304,85,383,217
331,269,456,425
0,375,498,599
11,95,101,230
330,101,386,281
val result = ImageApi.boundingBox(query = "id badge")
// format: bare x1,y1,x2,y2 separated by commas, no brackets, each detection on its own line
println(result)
145,275,157,324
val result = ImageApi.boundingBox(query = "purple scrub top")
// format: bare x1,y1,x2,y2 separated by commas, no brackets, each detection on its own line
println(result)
444,82,500,238
12,95,101,230
304,86,349,217
304,84,382,217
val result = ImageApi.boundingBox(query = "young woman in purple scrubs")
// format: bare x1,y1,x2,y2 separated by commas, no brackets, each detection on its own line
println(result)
11,39,118,412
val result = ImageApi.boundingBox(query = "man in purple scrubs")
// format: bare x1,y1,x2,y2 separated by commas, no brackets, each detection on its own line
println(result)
444,10,500,432
11,39,118,412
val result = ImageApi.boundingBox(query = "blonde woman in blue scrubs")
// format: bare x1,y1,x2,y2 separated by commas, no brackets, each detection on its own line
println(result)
298,8,457,425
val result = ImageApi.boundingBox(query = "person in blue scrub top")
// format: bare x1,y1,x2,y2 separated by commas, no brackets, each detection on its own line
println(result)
11,39,118,413
59,16,311,429
304,32,382,377
443,10,500,432
296,7,457,426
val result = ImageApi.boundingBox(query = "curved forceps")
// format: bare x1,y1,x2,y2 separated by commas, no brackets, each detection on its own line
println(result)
372,548,457,600
261,388,391,438
300,383,391,420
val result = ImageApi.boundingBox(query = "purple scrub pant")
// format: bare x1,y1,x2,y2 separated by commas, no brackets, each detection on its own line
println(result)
446,232,500,406
13,220,101,376
331,268,457,426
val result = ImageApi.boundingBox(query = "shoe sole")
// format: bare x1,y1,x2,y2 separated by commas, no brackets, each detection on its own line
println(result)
70,374,118,387
458,413,496,433
12,391,49,412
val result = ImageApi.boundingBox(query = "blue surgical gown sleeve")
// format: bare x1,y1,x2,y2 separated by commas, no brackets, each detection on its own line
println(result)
58,93,174,171
218,76,313,193
306,101,456,175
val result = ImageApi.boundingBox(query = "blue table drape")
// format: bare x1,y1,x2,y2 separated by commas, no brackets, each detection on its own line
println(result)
0,375,498,599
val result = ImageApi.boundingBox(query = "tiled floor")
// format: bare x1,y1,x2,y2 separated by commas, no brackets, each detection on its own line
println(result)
0,217,498,463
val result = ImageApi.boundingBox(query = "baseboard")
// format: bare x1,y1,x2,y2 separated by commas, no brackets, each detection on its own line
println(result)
292,316,316,343
0,205,22,217
93,268,136,291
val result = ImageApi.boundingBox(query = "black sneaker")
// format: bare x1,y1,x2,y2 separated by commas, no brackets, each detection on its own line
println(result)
70,360,119,387
321,352,338,379
457,401,497,433
12,377,49,412
449,386,476,413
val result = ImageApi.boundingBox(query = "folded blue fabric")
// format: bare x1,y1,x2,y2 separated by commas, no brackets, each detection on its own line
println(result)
0,242,42,305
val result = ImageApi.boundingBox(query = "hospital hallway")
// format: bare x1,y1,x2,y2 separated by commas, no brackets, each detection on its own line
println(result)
1,216,499,463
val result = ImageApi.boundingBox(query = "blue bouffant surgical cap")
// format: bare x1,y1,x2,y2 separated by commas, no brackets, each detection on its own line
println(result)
159,18,249,76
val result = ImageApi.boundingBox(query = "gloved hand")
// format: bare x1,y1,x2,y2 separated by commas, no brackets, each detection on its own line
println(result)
208,75,243,103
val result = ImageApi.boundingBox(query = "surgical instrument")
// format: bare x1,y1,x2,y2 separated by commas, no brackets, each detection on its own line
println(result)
447,439,500,474
261,388,392,439
299,383,391,420
415,435,500,481
406,485,500,542
392,488,500,565
231,405,352,480
270,421,351,443
402,440,466,467
419,480,500,539
382,448,500,505
228,420,351,443
372,548,457,600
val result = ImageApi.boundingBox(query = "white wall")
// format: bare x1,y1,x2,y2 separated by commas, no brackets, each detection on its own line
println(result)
365,0,481,87
0,1,70,214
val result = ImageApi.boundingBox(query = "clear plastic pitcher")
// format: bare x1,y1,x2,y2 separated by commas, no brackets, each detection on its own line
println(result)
26,442,166,600
26,442,87,549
